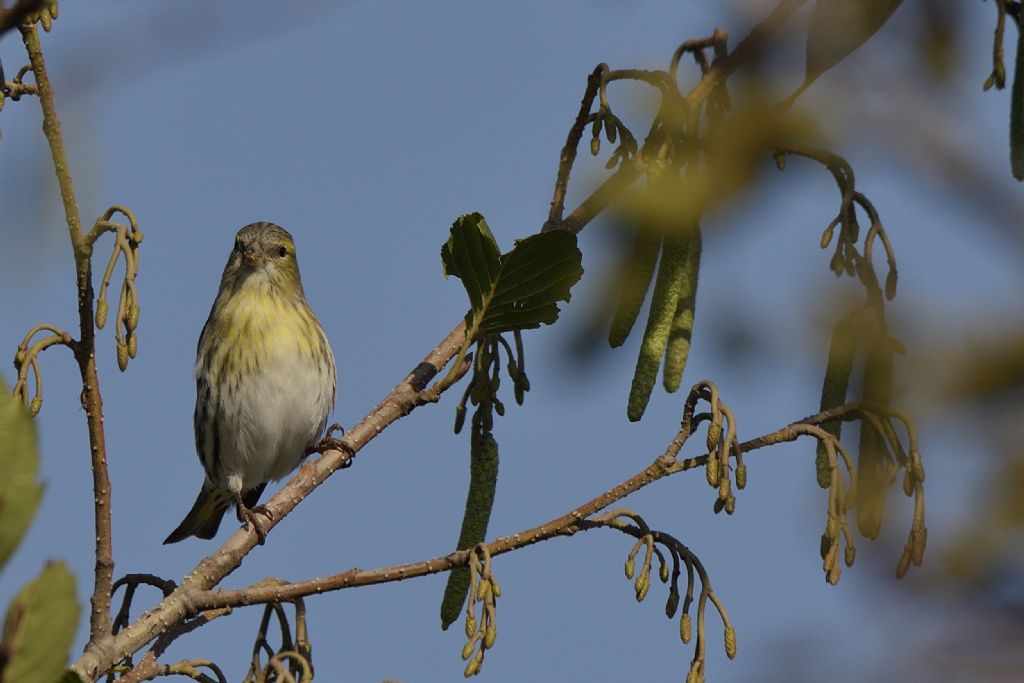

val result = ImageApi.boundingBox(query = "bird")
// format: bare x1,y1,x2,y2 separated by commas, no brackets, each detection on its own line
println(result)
164,222,336,544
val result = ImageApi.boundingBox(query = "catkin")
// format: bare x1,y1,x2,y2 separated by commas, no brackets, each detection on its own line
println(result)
627,234,689,421
608,230,662,348
440,425,500,629
663,224,702,393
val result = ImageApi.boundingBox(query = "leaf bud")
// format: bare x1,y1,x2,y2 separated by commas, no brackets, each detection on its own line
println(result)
635,573,649,602
463,655,480,677
484,624,496,649
454,404,467,434
705,457,719,487
126,302,140,331
665,587,679,618
735,463,747,489
116,342,129,371
724,625,737,659
680,613,692,644
96,299,109,329
820,223,835,249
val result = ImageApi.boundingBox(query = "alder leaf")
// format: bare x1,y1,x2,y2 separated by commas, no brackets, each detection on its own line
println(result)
441,213,584,341
804,0,903,88
0,562,79,683
0,379,44,572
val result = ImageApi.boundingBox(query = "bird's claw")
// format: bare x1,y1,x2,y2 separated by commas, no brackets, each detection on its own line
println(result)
236,500,273,545
307,423,354,466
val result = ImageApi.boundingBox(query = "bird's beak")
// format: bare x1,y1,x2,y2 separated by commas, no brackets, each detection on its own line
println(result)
242,245,262,266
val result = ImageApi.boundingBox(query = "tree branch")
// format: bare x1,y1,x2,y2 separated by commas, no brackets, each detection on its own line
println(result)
185,401,873,611
556,0,808,235
19,19,116,642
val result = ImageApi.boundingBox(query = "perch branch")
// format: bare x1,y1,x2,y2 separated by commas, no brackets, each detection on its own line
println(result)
185,401,888,611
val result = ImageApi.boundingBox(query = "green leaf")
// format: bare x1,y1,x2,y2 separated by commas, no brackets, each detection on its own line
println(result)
804,0,903,89
0,379,44,572
440,419,500,630
54,672,86,683
441,213,584,342
441,212,498,280
1,561,80,683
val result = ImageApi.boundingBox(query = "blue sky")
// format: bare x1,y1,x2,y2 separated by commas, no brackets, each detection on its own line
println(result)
2,2,1023,682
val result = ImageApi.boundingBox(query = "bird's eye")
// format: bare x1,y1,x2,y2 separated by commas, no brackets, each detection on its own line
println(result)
234,239,243,252
278,246,288,258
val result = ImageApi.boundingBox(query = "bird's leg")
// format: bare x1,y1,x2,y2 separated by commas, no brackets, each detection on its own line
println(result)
234,491,272,545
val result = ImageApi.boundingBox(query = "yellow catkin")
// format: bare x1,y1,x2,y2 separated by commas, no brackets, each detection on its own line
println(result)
626,234,689,421
663,224,701,393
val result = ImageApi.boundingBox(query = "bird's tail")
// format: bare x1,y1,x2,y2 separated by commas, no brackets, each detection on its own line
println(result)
164,484,232,544
164,482,267,544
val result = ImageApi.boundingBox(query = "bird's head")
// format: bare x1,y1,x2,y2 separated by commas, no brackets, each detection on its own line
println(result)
220,222,305,296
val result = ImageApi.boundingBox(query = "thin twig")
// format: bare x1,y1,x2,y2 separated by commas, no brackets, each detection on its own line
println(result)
545,64,604,230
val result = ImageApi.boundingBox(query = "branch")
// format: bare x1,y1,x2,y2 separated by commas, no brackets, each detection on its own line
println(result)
19,19,117,642
185,400,879,611
553,0,807,235
12,323,74,415
545,64,603,230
